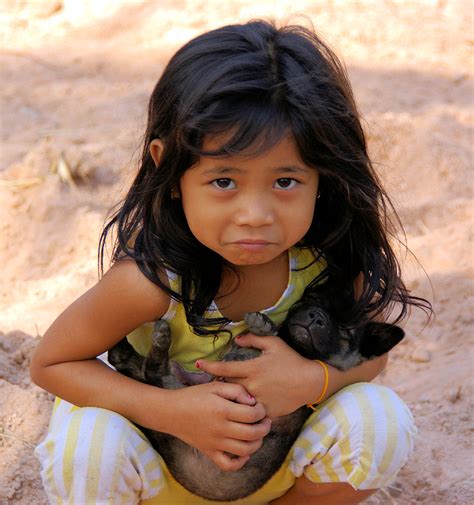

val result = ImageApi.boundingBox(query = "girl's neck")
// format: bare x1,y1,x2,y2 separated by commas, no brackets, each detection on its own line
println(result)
215,251,290,322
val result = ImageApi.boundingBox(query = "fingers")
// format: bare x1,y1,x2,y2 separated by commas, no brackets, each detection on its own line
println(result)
196,358,248,378
233,333,273,349
221,437,264,458
209,431,268,471
227,401,267,425
228,417,272,441
211,452,250,472
196,336,284,378
217,382,257,406
207,417,271,471
211,382,266,421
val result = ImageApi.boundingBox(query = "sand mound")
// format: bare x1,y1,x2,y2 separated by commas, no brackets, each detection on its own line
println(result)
0,331,52,504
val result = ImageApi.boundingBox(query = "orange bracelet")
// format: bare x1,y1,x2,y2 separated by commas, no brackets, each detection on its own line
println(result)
306,360,329,410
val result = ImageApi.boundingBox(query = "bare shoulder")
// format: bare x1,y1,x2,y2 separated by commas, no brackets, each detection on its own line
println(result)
82,258,171,330
102,259,170,312
31,259,171,367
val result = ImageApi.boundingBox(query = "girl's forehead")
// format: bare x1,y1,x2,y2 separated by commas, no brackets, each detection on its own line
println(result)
189,134,314,176
201,132,302,162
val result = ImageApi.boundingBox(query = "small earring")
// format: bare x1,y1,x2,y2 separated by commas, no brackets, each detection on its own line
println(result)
170,189,180,200
316,191,321,199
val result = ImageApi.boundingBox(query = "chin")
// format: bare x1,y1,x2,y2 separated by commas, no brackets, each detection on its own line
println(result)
212,243,286,267
226,256,268,266
231,252,284,267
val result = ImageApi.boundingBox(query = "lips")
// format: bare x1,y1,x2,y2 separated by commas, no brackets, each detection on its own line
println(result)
233,239,273,251
234,239,272,244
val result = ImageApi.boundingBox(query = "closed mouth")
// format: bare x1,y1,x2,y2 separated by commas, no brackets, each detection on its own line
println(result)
287,322,310,341
232,241,273,251
234,240,272,244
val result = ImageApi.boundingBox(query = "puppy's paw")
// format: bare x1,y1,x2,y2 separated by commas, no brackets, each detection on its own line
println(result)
245,312,278,336
151,320,171,351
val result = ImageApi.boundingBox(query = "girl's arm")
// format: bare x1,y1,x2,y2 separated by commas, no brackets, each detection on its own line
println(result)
30,259,173,419
30,260,270,471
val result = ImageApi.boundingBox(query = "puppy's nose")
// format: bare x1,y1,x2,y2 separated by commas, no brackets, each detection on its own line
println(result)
308,309,328,328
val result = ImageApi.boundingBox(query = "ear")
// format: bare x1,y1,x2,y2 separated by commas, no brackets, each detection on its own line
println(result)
358,322,405,358
150,139,164,167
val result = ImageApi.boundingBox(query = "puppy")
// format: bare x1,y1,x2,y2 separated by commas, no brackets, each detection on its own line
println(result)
108,282,404,501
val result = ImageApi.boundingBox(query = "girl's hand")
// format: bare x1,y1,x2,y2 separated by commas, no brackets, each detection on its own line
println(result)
196,334,317,419
197,335,390,420
162,381,272,472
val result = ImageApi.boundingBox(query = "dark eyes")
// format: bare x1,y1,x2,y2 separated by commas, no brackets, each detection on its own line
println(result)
212,178,235,189
275,178,297,189
210,178,299,190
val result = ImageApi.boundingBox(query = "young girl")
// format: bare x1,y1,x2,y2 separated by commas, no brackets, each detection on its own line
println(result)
31,20,430,505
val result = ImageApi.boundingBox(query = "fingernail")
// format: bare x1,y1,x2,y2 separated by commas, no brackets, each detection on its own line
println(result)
236,334,242,340
195,360,201,368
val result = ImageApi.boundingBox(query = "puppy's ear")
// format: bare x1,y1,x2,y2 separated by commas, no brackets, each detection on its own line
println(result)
358,322,405,358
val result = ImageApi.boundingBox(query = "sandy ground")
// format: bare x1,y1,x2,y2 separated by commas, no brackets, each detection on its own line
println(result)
0,1,473,503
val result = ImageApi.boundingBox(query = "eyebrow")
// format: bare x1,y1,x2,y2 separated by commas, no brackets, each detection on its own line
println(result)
201,165,311,176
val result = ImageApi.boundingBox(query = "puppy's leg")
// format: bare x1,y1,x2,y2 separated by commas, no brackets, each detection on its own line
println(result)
143,320,172,384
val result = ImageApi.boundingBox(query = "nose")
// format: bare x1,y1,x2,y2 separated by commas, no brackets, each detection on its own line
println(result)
308,310,327,328
299,308,327,328
233,193,274,227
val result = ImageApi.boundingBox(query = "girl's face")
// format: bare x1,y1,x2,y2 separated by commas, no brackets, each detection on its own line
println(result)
178,134,319,268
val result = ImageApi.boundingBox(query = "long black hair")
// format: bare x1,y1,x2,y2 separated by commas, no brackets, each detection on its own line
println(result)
99,19,432,334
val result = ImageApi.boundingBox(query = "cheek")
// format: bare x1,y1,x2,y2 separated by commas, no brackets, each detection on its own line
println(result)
184,202,223,226
182,202,225,246
285,197,316,236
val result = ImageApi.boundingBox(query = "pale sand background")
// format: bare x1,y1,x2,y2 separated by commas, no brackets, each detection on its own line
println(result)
0,1,472,503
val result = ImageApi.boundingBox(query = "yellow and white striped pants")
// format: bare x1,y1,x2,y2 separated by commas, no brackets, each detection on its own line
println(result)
35,383,416,505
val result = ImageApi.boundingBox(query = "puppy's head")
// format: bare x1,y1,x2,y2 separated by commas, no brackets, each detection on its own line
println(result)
282,286,404,369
